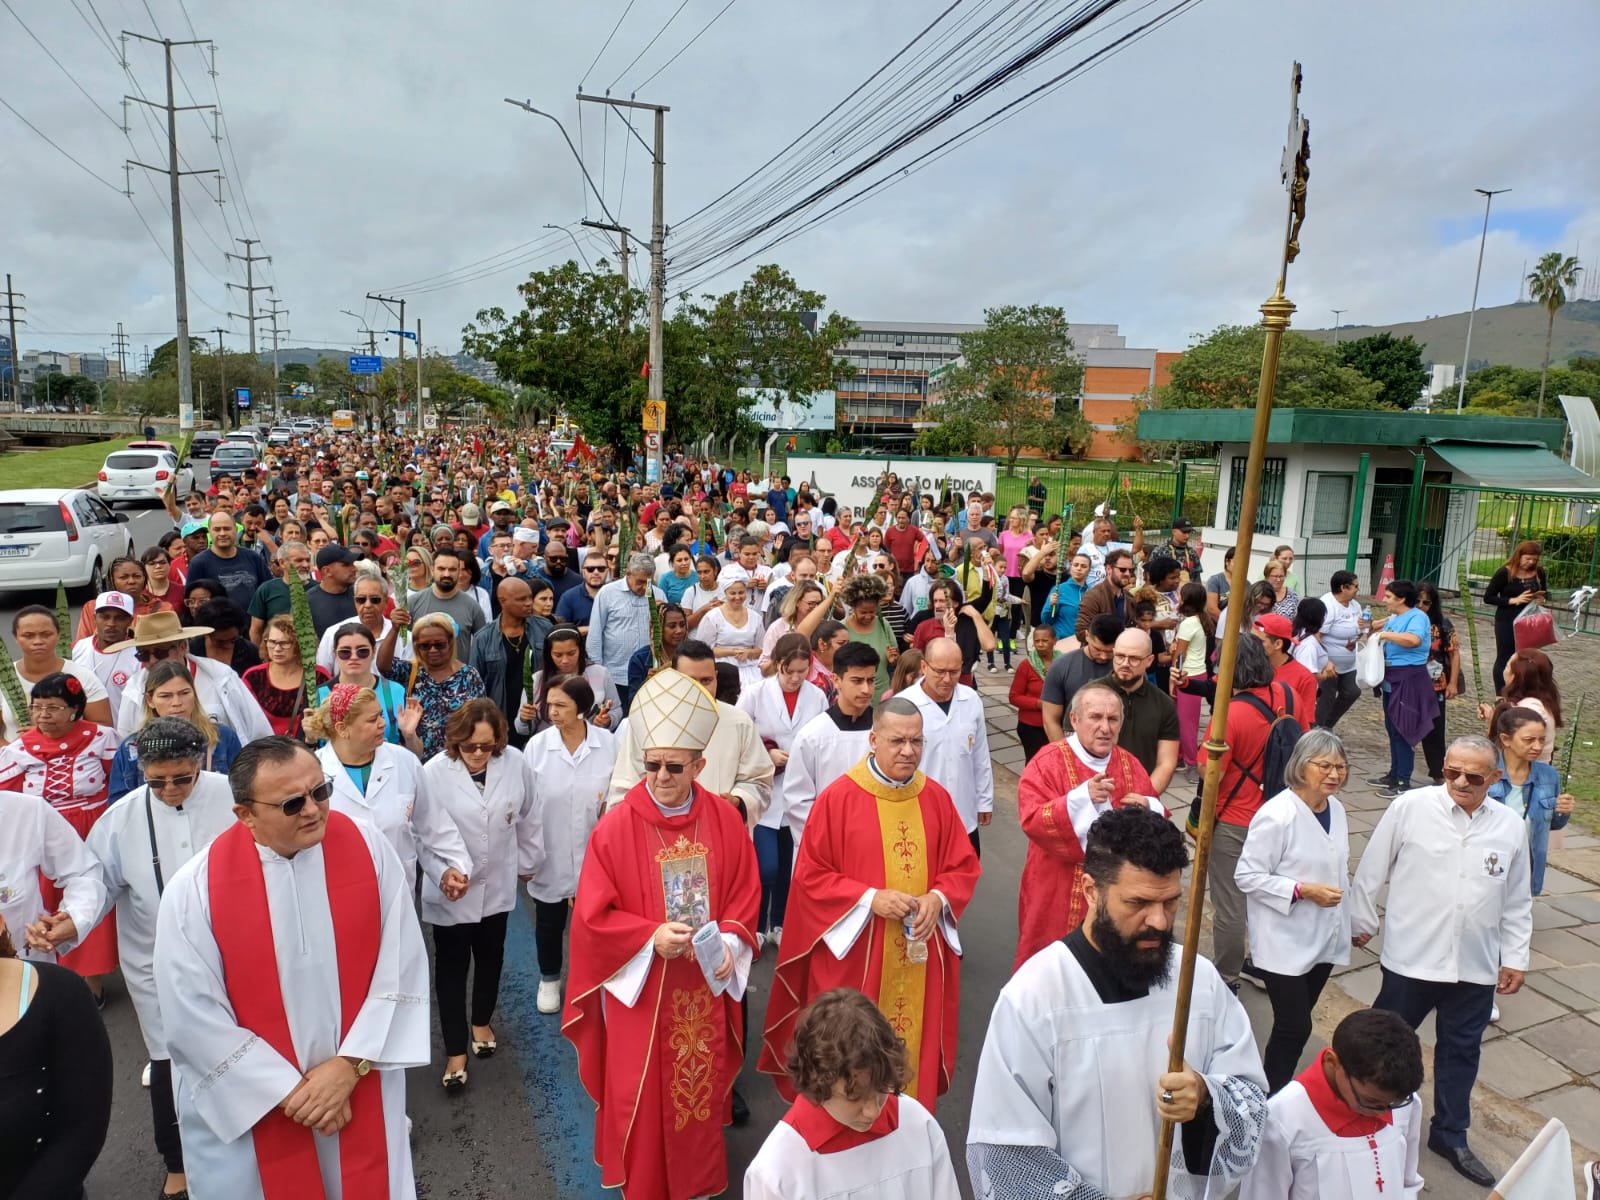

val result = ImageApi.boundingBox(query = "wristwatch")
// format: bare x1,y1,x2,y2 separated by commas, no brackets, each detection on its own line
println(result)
343,1056,373,1078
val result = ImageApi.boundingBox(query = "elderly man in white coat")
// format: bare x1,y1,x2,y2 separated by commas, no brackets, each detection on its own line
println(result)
154,737,430,1199
112,610,274,742
899,637,993,857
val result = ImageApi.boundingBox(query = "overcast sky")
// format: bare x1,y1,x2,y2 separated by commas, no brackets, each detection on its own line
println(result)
5,0,1596,366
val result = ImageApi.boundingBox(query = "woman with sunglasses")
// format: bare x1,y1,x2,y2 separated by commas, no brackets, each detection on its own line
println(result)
524,674,618,1015
76,718,236,1200
418,698,539,1090
108,661,243,801
308,684,456,895
401,545,434,602
377,610,486,761
1234,729,1352,1094
0,672,120,999
242,614,332,740
0,606,114,741
317,622,420,752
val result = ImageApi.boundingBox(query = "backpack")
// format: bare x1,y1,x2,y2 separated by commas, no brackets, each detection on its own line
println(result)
1224,683,1302,808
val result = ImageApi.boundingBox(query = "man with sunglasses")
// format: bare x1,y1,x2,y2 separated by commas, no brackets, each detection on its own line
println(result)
1073,547,1137,642
314,576,394,673
154,736,431,1198
1242,1007,1425,1200
112,610,274,743
1349,734,1533,1187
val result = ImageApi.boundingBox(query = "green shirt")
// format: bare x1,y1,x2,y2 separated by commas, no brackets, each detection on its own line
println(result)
847,616,896,695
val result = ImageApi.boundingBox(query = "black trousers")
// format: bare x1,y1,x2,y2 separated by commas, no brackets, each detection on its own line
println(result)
533,898,570,981
969,827,981,860
1258,962,1334,1095
148,1057,183,1173
1315,670,1361,730
433,910,510,1057
1017,722,1050,762
1375,967,1495,1147
1420,691,1449,782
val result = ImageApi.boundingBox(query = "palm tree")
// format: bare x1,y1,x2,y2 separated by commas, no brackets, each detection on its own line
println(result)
1526,251,1583,418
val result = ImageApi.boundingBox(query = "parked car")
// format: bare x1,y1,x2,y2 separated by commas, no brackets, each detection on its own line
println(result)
97,448,193,506
126,440,176,453
188,430,223,460
267,426,295,447
209,444,262,480
0,489,134,595
222,430,264,452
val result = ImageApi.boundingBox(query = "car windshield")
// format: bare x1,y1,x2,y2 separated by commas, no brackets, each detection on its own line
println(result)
106,453,159,470
214,448,254,461
0,503,67,534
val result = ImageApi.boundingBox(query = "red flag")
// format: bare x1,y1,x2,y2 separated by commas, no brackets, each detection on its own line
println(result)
566,433,595,465
640,361,650,378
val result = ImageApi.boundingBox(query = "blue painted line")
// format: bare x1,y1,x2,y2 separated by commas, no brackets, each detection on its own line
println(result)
500,896,607,1195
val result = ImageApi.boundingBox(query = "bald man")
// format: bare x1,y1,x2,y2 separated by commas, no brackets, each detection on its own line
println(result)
469,576,540,748
1103,628,1181,795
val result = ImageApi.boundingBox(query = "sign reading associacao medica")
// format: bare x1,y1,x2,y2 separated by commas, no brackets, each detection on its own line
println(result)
785,455,996,516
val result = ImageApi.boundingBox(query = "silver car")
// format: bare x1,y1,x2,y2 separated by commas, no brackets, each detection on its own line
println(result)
0,489,134,595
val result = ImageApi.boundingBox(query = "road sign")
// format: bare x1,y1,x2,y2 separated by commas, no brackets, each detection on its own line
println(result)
641,399,666,432
644,431,661,451
349,355,382,375
424,413,438,430
234,387,251,409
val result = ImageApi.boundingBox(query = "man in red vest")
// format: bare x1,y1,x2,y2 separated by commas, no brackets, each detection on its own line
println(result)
154,736,430,1199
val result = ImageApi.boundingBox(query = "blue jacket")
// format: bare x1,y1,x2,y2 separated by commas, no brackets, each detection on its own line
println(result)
1488,757,1570,895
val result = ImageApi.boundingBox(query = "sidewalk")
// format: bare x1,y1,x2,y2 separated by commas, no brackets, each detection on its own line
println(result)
970,664,1600,1193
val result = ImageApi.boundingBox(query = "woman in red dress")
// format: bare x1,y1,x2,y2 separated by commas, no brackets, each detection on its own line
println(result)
242,613,331,739
0,672,119,997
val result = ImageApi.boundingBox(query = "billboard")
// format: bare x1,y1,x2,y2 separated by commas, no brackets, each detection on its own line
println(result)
784,454,996,515
738,387,836,432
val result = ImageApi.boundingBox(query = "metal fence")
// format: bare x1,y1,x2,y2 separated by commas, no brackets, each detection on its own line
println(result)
991,461,1220,534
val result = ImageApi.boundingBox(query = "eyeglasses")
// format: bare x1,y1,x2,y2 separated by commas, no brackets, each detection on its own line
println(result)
405,557,423,567
336,646,373,660
1442,766,1489,787
643,759,691,775
354,595,385,605
146,773,197,792
246,777,334,816
28,703,71,717
459,741,497,755
1112,652,1150,665
414,639,451,653
1307,760,1348,774
264,639,296,650
134,644,184,663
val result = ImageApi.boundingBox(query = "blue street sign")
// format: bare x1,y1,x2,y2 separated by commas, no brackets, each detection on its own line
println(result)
349,355,382,374
235,387,251,409
386,329,418,341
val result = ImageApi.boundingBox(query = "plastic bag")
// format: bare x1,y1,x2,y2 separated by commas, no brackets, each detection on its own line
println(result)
1514,601,1557,652
1355,635,1386,690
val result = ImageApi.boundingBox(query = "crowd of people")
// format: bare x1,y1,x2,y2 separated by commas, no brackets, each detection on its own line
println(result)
0,424,1586,1200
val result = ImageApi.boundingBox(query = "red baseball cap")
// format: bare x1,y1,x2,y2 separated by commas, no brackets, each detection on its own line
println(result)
1253,613,1294,641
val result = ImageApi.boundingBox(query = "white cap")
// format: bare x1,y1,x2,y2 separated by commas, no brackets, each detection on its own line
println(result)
512,527,540,545
95,591,135,616
631,668,719,752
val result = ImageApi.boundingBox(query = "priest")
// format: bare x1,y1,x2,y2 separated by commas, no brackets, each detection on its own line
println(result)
564,667,761,1200
967,805,1266,1200
1013,678,1165,971
760,698,981,1114
153,736,431,1199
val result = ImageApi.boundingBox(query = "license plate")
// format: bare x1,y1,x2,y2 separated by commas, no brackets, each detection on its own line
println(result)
0,545,31,558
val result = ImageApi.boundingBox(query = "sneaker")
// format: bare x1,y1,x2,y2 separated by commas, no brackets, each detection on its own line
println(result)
767,926,783,949
1367,773,1397,787
141,1061,151,1088
1583,1160,1599,1200
988,664,1000,673
536,979,562,1015
1377,781,1411,799
1239,957,1268,991
1490,1003,1500,1023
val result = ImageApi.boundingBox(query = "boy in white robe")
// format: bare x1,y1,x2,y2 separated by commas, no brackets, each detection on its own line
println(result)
154,736,430,1200
782,641,879,844
746,987,960,1200
967,805,1267,1200
1241,1008,1425,1200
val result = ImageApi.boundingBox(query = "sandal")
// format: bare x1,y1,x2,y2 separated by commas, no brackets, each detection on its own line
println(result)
471,1029,497,1058
441,1068,467,1091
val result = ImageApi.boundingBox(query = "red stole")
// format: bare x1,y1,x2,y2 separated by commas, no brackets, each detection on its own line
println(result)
1013,740,1153,971
207,812,387,1200
1298,1049,1392,1137
782,1092,901,1153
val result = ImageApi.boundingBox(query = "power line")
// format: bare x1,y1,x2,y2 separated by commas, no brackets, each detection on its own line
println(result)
1,0,124,128
634,0,743,92
581,0,637,86
0,94,124,191
608,0,692,91
378,227,578,293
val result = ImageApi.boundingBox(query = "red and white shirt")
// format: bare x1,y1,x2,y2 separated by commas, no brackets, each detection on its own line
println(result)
0,721,118,814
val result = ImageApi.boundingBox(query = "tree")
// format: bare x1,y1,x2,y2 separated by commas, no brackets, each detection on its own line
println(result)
1527,252,1583,418
147,337,208,378
917,304,1088,471
1462,362,1599,416
1155,324,1383,411
31,372,97,413
1336,332,1428,409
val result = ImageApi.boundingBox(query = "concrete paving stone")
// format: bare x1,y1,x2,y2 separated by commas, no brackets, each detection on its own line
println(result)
1472,1037,1571,1099
1531,1084,1600,1140
1530,927,1600,966
1518,1012,1600,1075
1561,834,1600,849
1533,903,1583,930
1526,948,1563,972
1337,964,1383,1006
1525,970,1598,1013
1342,811,1379,833
1488,986,1570,1032
1538,867,1593,896
1548,963,1600,998
1548,892,1600,923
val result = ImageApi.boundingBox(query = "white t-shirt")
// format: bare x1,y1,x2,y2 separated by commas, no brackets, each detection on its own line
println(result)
1292,634,1329,677
1175,614,1208,676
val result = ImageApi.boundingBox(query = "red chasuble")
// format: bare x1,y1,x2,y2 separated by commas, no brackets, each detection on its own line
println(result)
207,811,387,1200
1013,740,1154,971
563,780,760,1200
759,763,980,1113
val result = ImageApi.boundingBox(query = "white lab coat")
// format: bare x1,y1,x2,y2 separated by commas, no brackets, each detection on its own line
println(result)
318,741,465,889
0,788,107,963
523,723,617,903
81,772,238,1056
1235,788,1352,976
744,1094,962,1200
737,676,829,831
417,745,542,926
783,710,872,844
116,654,274,743
153,818,430,1200
900,682,994,833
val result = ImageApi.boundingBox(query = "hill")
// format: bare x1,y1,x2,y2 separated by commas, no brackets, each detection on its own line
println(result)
1299,299,1600,370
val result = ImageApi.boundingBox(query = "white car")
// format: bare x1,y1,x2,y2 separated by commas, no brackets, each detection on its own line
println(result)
97,447,193,506
0,489,134,595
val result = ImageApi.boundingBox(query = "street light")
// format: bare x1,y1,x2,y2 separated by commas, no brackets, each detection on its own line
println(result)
543,224,593,271
503,99,624,229
1331,308,1347,344
1456,187,1511,412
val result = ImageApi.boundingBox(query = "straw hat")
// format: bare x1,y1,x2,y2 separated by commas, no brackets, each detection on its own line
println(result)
105,609,212,651
630,668,719,753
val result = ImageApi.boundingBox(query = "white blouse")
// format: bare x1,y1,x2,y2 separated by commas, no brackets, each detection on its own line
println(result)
1235,787,1352,976
523,724,618,903
737,676,829,830
417,745,541,926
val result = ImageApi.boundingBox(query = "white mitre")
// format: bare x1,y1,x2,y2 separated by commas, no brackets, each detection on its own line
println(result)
631,667,719,752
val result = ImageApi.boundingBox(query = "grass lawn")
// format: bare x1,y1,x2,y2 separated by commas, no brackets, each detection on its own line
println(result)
1560,722,1600,832
0,439,130,489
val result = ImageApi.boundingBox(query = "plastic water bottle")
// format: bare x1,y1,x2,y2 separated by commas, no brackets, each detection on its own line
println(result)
903,917,928,964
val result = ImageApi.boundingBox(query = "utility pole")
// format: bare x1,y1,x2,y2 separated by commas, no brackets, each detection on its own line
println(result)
1456,186,1511,412
2,275,23,410
576,92,668,483
205,327,229,427
582,219,634,330
265,299,288,416
113,322,130,381
122,29,216,432
1330,308,1346,344
225,238,270,356
415,318,423,438
367,292,406,427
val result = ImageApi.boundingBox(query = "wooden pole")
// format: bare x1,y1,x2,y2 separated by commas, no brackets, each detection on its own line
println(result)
1150,61,1310,1199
